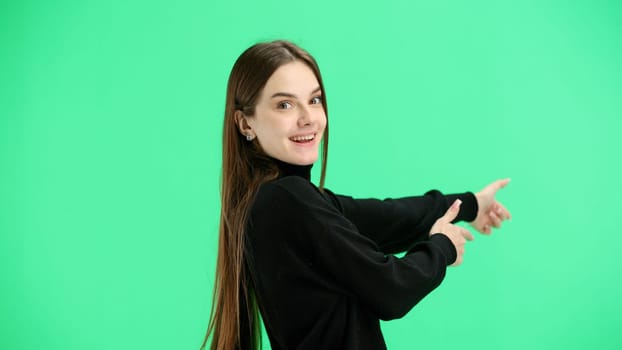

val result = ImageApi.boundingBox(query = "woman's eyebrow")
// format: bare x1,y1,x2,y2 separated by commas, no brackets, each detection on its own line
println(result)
271,92,296,98
271,86,322,99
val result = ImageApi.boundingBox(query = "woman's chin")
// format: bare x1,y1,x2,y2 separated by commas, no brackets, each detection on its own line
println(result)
288,153,318,166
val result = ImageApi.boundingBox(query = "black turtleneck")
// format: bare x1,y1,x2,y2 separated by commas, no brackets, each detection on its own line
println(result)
246,159,478,350
271,157,313,181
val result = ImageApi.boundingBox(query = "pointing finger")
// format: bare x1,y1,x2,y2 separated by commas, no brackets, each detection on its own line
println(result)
497,178,511,189
488,178,511,194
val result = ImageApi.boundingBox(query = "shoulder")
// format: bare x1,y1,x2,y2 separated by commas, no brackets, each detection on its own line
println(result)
254,176,321,207
248,177,333,245
251,177,343,220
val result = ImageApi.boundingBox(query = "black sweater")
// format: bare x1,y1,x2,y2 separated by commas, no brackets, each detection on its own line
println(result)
245,160,478,349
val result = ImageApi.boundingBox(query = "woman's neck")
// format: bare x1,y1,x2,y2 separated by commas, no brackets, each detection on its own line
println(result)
271,157,313,181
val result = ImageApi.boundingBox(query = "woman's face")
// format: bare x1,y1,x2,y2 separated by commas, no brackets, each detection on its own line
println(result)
243,60,326,165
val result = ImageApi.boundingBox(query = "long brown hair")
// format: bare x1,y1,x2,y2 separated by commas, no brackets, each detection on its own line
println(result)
201,40,329,350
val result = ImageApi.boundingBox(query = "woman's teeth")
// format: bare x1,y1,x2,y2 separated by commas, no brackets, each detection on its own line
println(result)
290,134,315,142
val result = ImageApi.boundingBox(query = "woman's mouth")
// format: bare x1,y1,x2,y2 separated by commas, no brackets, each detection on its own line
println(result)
289,133,316,144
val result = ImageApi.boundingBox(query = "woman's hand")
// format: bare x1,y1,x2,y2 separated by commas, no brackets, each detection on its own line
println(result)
430,199,474,267
470,179,512,235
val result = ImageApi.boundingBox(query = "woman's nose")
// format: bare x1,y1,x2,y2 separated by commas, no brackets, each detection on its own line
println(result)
297,106,312,127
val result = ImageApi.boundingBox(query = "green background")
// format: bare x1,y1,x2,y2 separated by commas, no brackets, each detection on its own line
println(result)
1,0,621,349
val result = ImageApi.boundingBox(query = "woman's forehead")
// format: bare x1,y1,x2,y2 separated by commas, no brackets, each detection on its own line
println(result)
262,61,320,97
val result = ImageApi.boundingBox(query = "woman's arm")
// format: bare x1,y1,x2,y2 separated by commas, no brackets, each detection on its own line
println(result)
250,179,462,321
325,189,478,254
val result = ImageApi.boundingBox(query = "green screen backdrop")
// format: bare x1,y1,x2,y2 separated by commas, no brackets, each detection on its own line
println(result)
1,0,621,349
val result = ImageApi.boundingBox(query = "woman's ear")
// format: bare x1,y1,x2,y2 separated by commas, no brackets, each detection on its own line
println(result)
234,111,255,140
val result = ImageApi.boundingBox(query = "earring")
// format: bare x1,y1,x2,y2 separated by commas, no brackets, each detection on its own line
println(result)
246,134,253,141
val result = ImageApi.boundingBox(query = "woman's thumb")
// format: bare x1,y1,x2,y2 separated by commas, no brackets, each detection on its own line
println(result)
443,199,462,222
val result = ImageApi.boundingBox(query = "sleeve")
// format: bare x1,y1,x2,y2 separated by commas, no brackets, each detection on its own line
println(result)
270,181,459,321
327,190,478,254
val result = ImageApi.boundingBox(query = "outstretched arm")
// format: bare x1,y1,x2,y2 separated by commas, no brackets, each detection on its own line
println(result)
326,189,478,254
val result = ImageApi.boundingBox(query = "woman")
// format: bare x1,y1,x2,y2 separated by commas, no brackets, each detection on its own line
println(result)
202,40,511,350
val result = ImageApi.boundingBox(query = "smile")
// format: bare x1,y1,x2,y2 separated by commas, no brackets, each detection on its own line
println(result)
289,133,316,143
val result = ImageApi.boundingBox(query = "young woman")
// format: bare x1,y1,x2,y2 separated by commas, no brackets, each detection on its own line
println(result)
202,40,511,350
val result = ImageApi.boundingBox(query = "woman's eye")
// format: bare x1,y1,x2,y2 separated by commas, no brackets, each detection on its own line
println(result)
277,101,293,109
310,96,322,105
